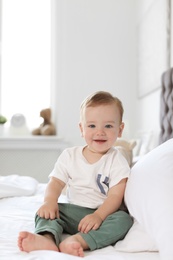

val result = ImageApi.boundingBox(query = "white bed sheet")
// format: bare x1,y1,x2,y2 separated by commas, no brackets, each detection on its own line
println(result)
0,183,159,260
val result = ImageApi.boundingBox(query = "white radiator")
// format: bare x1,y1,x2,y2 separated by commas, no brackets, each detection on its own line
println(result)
0,136,69,183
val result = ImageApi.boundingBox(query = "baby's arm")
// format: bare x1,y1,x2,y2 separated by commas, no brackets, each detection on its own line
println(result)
78,178,127,233
94,178,127,220
37,176,65,220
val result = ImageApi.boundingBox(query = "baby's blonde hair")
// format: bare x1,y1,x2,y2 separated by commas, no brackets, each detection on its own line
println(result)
80,91,124,123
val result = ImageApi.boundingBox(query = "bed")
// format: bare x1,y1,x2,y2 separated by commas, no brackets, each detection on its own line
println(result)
1,69,173,260
1,137,173,260
0,177,159,260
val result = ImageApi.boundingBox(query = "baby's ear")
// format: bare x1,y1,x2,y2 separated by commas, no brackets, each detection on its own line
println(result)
118,122,125,137
79,122,84,137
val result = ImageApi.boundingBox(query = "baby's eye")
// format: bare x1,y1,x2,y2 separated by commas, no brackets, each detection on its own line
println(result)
88,124,95,128
105,124,113,128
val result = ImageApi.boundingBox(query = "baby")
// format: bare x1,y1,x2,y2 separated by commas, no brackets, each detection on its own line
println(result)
18,91,133,257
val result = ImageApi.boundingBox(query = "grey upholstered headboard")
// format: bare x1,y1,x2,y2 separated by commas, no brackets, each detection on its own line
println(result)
160,67,173,144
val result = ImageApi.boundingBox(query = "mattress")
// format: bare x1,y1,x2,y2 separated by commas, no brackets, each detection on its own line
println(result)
0,179,159,260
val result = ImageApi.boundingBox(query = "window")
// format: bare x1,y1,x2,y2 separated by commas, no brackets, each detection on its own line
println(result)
0,0,51,130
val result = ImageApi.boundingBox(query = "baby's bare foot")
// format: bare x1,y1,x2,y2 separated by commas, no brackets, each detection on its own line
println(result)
18,231,59,252
59,235,85,257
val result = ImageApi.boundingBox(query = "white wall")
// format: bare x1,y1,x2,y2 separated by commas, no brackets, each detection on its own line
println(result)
0,0,165,149
52,0,137,146
134,0,171,148
171,1,173,66
0,0,1,102
136,89,161,147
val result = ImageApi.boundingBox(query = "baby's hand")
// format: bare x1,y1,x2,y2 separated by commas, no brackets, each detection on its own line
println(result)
37,201,59,220
78,213,103,233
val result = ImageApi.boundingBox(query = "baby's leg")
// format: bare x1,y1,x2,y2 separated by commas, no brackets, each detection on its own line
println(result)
59,234,88,257
18,231,59,252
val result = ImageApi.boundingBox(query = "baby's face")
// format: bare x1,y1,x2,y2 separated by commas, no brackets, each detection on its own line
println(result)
79,103,124,153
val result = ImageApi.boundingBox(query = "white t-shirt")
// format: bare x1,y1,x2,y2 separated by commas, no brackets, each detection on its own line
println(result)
49,146,130,209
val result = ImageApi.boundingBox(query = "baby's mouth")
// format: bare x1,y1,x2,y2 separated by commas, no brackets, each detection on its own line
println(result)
94,139,106,143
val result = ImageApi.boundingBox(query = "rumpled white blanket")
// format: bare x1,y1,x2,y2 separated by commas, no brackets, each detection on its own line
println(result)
0,175,38,198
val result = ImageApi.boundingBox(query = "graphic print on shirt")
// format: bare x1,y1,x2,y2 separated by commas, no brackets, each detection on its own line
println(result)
97,174,109,195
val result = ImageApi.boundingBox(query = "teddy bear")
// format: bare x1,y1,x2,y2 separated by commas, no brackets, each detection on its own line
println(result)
114,138,137,167
32,108,56,136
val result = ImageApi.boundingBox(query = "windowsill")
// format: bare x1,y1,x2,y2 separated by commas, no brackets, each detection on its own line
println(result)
0,135,69,150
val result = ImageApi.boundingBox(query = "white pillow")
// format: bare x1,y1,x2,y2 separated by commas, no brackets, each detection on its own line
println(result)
115,219,158,252
125,138,173,260
0,175,38,198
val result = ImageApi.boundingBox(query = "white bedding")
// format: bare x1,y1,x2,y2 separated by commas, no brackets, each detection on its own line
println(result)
0,180,159,260
0,175,38,198
1,139,173,259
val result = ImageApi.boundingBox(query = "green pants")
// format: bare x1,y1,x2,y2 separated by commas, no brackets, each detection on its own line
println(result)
35,203,133,251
